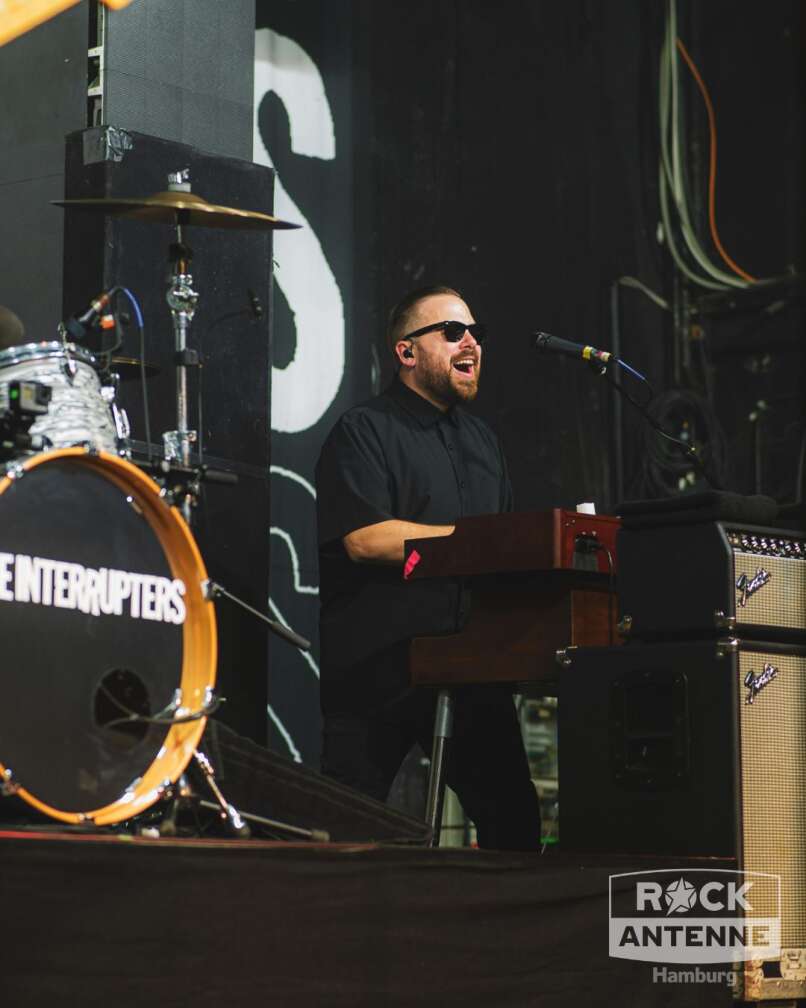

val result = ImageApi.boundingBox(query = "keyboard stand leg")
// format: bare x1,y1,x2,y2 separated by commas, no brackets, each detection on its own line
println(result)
425,689,454,847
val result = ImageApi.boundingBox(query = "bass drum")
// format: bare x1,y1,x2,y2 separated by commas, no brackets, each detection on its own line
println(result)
0,448,216,825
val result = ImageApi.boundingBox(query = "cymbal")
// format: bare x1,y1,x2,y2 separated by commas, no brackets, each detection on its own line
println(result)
53,190,299,231
108,356,160,380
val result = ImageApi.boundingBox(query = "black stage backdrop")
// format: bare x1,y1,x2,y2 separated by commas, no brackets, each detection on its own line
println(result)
254,4,362,764
255,0,804,770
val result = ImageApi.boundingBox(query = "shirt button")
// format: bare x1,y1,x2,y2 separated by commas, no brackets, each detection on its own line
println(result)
446,443,453,451
459,480,466,489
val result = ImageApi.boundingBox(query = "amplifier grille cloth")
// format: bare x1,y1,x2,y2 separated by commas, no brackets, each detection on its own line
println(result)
739,650,806,947
732,552,806,630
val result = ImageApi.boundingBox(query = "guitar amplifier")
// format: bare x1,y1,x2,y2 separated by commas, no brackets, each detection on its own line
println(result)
558,638,806,1002
618,522,806,641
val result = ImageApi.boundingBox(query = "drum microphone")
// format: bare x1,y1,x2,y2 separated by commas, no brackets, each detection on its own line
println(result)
532,331,613,365
64,288,118,342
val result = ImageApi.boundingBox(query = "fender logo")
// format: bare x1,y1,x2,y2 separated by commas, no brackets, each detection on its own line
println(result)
744,663,778,705
736,568,770,608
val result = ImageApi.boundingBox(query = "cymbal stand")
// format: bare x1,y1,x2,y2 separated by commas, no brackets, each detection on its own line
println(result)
155,171,249,840
163,169,199,525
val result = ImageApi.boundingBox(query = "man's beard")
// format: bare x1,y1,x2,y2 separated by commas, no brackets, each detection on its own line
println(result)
417,355,479,406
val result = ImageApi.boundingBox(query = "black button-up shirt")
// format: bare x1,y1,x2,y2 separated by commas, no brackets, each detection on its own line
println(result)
315,379,512,680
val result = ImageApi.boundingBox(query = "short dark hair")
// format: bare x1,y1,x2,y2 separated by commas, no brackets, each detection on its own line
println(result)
386,284,463,357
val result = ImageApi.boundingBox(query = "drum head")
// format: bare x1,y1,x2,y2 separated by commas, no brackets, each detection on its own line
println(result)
0,449,216,824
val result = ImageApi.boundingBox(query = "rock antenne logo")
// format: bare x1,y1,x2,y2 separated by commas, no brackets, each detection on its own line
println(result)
609,869,780,965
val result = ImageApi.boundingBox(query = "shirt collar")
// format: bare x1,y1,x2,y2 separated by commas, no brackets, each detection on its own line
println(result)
388,378,460,428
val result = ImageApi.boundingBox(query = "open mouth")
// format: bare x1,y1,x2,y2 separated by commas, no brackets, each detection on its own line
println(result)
452,358,476,376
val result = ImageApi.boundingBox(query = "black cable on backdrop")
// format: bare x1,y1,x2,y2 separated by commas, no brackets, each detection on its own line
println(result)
603,355,728,498
609,277,677,505
641,387,727,497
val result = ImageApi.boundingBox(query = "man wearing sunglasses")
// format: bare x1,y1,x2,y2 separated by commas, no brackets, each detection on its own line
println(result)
315,285,541,851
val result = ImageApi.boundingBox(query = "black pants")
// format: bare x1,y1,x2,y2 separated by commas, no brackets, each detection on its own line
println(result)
321,644,541,851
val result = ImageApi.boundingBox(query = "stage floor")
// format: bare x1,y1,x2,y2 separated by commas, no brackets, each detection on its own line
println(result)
0,829,736,1008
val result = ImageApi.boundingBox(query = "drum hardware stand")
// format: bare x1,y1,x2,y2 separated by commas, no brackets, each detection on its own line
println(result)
191,749,249,836
54,323,79,382
138,458,239,511
153,751,250,839
148,577,314,840
1,768,20,797
92,669,244,840
196,799,330,842
162,169,200,525
192,747,329,841
104,684,250,840
150,772,197,837
99,373,132,452
204,580,312,652
150,750,329,842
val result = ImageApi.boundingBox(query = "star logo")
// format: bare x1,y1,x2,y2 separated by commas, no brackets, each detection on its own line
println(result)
664,877,697,915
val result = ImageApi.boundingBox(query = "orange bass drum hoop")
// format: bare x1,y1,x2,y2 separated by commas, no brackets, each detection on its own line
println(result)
0,448,216,825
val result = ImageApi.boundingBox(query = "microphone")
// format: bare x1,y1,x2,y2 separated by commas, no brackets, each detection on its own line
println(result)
64,289,116,342
532,331,613,365
77,289,115,326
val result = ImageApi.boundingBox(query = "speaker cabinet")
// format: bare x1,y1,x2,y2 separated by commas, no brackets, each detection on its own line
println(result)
618,522,806,642
559,640,806,998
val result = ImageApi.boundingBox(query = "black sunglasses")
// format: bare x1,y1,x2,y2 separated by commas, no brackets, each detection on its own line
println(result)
403,320,487,345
